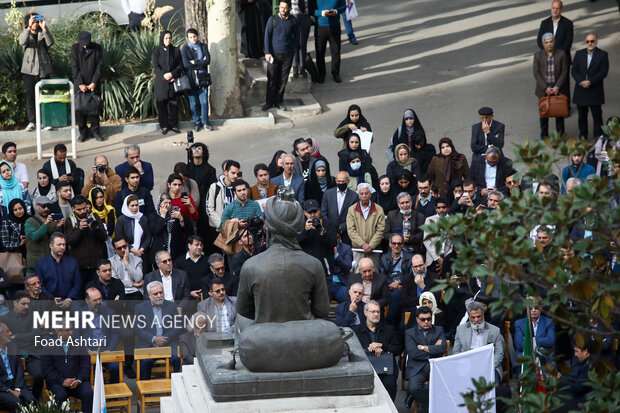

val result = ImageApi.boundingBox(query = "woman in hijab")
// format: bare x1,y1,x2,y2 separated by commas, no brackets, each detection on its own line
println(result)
0,199,29,256
411,134,436,175
268,149,286,178
333,104,372,149
182,28,212,132
149,193,191,267
346,152,379,192
446,179,464,208
0,161,31,216
338,133,372,172
372,175,398,214
88,187,116,237
386,143,422,185
153,30,184,135
115,195,151,263
427,137,469,197
394,169,418,197
30,169,57,203
306,159,335,204
386,109,426,161
309,137,322,159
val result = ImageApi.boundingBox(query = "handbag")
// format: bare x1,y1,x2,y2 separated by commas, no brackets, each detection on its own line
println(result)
368,352,394,376
194,70,212,88
173,75,191,93
0,252,26,284
538,94,568,118
75,91,101,116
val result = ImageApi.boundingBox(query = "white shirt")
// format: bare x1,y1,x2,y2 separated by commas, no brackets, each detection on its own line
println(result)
360,202,371,220
161,271,173,301
337,190,347,214
121,0,146,14
552,20,558,36
283,174,292,187
484,161,497,189
185,252,202,263
587,52,593,69
12,161,29,185
470,324,485,349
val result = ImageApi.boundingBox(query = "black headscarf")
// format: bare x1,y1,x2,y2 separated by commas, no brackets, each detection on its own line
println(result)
8,198,29,224
372,175,398,213
337,104,372,131
338,133,373,171
395,169,418,196
268,150,286,178
394,108,425,150
36,168,52,196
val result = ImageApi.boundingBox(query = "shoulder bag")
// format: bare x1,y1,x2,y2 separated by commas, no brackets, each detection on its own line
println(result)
173,75,191,93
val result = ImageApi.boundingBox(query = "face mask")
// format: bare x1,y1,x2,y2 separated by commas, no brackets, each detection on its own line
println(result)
350,162,361,171
400,209,411,215
337,183,348,191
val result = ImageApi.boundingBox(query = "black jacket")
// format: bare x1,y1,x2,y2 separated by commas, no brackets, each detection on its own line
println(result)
174,254,211,291
114,214,152,252
470,120,505,156
379,250,413,282
468,155,513,194
181,42,211,89
297,216,337,277
70,41,102,93
404,324,446,379
572,47,609,106
346,272,390,308
152,37,184,100
537,15,573,63
352,321,402,373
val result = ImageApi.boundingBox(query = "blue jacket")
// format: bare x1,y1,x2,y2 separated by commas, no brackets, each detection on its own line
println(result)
115,160,154,191
514,315,555,357
271,173,305,204
561,162,595,193
314,0,346,27
134,299,183,349
74,304,120,351
335,299,366,328
36,254,82,300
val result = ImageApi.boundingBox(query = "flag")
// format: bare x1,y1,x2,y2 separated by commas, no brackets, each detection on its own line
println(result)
93,350,107,413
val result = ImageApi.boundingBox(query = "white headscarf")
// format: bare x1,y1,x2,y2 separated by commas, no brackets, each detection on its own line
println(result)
121,195,144,251
417,291,438,324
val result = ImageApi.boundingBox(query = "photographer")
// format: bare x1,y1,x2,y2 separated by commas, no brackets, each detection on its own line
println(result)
218,180,263,231
20,12,54,131
64,195,108,286
81,155,121,205
297,199,337,293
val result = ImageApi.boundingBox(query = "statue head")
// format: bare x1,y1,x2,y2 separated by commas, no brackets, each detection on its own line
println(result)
264,186,305,249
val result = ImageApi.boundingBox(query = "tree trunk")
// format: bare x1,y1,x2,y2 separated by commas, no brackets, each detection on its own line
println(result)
185,0,208,43
207,0,244,118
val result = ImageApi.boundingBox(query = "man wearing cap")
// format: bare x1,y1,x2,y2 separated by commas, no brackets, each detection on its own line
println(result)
262,1,299,111
534,32,569,139
297,199,337,294
25,196,64,273
470,107,505,158
70,31,103,142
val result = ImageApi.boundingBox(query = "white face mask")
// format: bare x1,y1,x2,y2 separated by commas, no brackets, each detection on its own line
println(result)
350,161,361,171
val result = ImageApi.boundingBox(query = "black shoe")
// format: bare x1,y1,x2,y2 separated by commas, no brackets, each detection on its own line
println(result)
125,365,136,379
78,134,88,142
349,37,359,45
261,103,273,111
317,76,325,84
204,124,213,131
276,104,289,111
301,69,308,78
405,394,414,409
194,123,203,132
161,128,168,135
171,127,181,134
293,68,299,78
94,133,104,142
332,73,342,83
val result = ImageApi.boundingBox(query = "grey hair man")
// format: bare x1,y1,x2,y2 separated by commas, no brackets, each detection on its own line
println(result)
143,251,191,313
115,144,154,191
452,300,505,382
346,182,385,268
384,191,425,256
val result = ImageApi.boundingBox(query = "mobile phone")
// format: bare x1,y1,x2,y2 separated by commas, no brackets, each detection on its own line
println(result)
181,192,188,198
51,213,63,220
269,57,274,64
172,206,180,212
33,14,44,21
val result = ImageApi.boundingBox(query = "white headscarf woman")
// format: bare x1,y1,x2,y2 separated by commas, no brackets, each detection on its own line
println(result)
121,194,144,254
417,291,439,324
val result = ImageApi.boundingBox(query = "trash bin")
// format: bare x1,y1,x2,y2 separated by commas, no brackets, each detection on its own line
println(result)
40,85,71,127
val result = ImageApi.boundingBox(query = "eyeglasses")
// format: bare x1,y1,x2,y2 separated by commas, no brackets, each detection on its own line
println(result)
418,317,432,322
160,259,172,264
211,266,225,272
39,205,51,209
391,242,403,245
585,40,596,44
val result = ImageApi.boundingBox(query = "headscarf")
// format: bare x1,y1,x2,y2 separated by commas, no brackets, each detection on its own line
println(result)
396,108,425,150
156,193,174,252
337,104,372,131
35,169,53,197
314,160,328,192
418,291,438,324
0,161,23,209
395,169,417,196
437,137,466,184
372,175,397,213
88,187,115,222
7,199,29,224
121,195,144,251
310,137,321,158
394,143,414,170
264,188,305,250
346,152,365,178
159,30,172,48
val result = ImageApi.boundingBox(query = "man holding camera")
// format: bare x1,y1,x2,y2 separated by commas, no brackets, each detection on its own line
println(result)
218,180,263,231
297,199,337,293
81,155,121,205
64,195,108,287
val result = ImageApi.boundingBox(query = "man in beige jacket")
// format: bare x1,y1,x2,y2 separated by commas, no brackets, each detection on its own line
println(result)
346,183,385,269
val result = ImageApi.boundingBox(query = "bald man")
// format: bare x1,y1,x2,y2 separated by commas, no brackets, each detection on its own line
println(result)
81,155,122,204
346,258,389,308
320,171,359,241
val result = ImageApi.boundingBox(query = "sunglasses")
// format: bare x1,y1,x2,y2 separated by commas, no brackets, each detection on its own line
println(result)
418,317,432,322
160,259,172,264
585,40,596,44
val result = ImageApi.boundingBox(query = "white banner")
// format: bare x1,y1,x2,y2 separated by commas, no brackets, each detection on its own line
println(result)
429,344,496,413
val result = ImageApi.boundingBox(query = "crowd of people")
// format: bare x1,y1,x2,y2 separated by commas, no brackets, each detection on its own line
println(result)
3,0,616,412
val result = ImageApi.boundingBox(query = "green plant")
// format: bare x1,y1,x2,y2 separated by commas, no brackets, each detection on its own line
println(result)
0,75,27,128
99,35,132,121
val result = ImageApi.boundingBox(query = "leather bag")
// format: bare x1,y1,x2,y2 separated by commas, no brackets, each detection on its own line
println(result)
0,252,26,284
538,94,568,118
75,91,101,116
173,75,191,93
194,70,212,88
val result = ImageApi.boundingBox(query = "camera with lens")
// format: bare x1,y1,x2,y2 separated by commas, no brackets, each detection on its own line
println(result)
246,215,264,233
310,217,322,230
389,271,402,284
96,164,107,173
84,215,98,229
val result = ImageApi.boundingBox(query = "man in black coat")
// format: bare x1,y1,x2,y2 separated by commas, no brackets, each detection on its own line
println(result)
352,300,402,401
470,107,505,158
70,31,103,142
202,252,239,298
144,251,191,313
468,147,513,197
404,306,446,411
321,171,359,243
571,33,609,140
401,254,440,313
0,323,36,412
347,258,390,308
335,282,366,327
383,193,426,256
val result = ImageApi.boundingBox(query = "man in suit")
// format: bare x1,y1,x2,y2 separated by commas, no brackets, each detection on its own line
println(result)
380,233,413,324
468,147,513,197
196,279,237,334
534,33,569,139
36,233,82,308
351,300,401,401
41,323,93,413
144,251,191,314
320,171,358,243
452,301,505,383
346,258,389,308
85,259,126,304
115,144,154,191
401,254,440,313
383,193,426,256
514,302,555,359
537,0,573,114
335,282,366,327
0,322,36,412
572,32,609,140
470,107,505,158
270,153,305,203
134,281,182,380
202,253,238,298
404,306,446,412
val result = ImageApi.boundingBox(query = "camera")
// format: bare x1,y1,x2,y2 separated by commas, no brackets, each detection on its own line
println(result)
84,215,98,229
187,130,194,144
96,164,107,173
246,215,264,233
310,217,322,230
389,271,402,284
